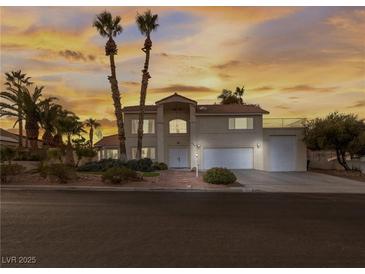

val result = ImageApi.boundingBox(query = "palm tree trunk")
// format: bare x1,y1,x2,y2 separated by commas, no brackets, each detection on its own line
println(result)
25,119,39,151
108,53,127,161
136,36,152,160
18,116,23,148
89,127,94,148
42,129,53,148
65,135,75,166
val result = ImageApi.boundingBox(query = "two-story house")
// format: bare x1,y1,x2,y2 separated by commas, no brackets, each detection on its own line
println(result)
95,93,307,172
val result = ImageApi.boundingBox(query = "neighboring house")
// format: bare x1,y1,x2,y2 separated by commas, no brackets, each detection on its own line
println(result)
0,128,42,148
95,93,307,172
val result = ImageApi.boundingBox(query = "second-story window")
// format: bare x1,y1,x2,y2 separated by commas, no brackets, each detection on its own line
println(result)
228,117,254,130
132,119,155,134
169,119,187,134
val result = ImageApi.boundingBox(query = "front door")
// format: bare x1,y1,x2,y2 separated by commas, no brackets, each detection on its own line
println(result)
169,148,189,168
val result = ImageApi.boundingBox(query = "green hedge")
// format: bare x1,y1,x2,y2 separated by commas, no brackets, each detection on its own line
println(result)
102,167,141,184
203,167,237,185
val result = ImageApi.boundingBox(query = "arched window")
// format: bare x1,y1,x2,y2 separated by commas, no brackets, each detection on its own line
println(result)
169,119,187,134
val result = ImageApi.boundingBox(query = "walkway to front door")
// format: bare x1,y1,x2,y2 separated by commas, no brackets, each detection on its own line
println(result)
169,148,189,168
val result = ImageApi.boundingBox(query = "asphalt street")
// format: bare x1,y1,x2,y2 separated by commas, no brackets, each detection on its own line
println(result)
1,190,365,267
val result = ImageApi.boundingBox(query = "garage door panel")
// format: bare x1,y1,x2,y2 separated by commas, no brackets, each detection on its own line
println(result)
203,148,253,169
269,136,296,171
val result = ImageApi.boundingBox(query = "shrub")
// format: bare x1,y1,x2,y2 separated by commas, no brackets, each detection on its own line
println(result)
77,159,125,172
47,148,64,163
102,167,140,184
126,159,139,171
0,147,16,164
137,158,153,172
203,167,237,185
153,162,168,170
40,163,77,184
75,147,97,166
0,164,25,183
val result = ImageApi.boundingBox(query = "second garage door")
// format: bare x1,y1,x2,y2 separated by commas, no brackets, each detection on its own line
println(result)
203,148,254,169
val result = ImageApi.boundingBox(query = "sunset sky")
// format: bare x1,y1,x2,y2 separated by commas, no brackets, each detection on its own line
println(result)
1,6,364,136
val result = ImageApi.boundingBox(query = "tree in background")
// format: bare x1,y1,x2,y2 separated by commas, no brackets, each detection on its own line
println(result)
1,70,33,148
84,118,101,148
40,100,62,148
304,112,365,170
93,11,127,160
135,10,159,159
217,86,245,104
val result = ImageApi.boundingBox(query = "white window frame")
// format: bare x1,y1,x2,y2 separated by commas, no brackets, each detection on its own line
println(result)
131,119,155,134
131,147,156,159
103,149,119,159
228,117,254,130
169,119,187,134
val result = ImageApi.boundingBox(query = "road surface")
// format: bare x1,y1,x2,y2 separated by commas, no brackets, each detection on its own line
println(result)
1,190,365,267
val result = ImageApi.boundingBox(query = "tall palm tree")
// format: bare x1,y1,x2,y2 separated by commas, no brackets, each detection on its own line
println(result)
2,70,33,148
39,100,62,148
217,86,245,105
135,10,159,159
84,118,101,148
93,11,127,160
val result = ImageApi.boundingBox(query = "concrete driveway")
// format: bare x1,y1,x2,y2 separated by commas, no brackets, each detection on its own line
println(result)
234,170,365,193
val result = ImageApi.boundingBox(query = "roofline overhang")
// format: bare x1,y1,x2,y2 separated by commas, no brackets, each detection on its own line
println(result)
195,112,269,116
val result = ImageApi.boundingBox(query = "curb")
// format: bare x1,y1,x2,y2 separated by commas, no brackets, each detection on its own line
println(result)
0,185,256,193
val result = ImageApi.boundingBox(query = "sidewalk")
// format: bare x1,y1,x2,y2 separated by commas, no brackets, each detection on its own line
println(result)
1,184,253,193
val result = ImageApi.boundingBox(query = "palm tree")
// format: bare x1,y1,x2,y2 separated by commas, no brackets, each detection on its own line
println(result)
57,114,85,166
39,100,62,148
2,70,33,148
93,11,127,160
217,86,245,105
84,118,101,148
234,86,245,104
135,10,159,159
21,86,56,150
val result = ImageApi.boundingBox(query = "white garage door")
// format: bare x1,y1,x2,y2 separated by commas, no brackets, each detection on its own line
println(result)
203,148,254,169
269,136,296,171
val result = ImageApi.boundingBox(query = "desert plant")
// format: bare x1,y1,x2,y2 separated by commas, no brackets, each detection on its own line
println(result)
39,163,76,184
203,167,237,185
0,163,25,183
102,166,140,184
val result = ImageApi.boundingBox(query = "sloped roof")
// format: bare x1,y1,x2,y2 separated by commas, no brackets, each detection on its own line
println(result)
196,104,269,114
94,134,119,147
155,92,197,104
123,105,157,113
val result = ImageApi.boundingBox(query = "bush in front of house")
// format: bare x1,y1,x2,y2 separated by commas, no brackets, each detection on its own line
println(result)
77,158,155,172
137,158,153,172
102,166,141,184
203,167,237,185
40,163,77,184
152,161,168,170
0,146,16,164
0,164,25,183
77,159,125,172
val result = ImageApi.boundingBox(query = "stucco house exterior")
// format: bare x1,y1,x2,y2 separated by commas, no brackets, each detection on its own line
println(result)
95,93,307,172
